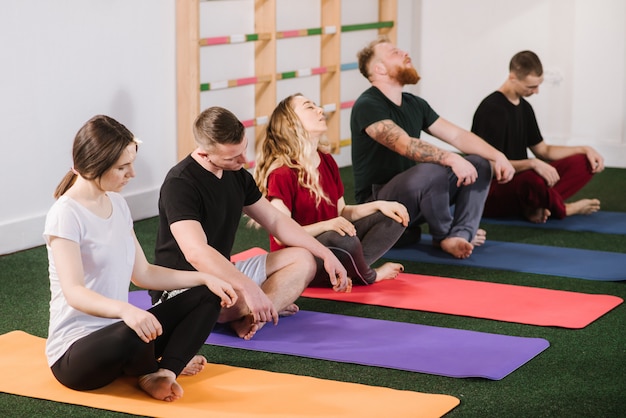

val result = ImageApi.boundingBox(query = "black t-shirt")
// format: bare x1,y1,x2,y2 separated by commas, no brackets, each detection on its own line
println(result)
154,155,262,271
471,91,543,160
350,86,439,203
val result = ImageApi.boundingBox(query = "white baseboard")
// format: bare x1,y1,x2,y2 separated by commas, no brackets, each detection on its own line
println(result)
579,142,626,169
124,188,160,222
0,188,160,256
0,215,47,256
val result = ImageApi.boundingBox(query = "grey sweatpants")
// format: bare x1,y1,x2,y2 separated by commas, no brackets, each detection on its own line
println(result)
372,155,491,243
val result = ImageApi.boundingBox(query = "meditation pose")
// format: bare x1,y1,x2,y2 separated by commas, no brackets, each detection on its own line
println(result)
350,36,515,259
44,115,237,402
152,106,349,340
472,50,604,223
254,93,408,286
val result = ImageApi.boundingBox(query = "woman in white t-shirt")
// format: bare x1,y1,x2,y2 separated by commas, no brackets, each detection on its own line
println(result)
44,115,237,402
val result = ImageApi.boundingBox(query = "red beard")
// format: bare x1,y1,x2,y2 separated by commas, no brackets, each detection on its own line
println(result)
393,66,421,85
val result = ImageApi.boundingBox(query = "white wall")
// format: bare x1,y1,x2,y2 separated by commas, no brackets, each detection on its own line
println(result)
415,0,626,165
1,0,624,255
0,0,177,254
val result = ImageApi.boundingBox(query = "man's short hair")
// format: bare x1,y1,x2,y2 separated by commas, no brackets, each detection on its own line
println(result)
510,50,543,79
193,106,245,149
357,35,390,80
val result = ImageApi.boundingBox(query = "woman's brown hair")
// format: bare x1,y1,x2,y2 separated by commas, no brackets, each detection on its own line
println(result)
53,115,135,198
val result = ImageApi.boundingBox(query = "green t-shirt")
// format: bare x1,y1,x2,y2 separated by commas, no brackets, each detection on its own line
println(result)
350,86,439,203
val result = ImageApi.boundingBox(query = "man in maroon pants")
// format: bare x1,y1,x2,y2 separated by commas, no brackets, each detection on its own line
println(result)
472,50,605,223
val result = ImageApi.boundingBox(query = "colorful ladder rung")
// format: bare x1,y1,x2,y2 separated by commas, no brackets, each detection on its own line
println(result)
198,20,390,46
277,65,337,80
341,21,394,32
199,32,271,46
340,100,356,109
200,74,272,91
241,115,270,128
340,62,359,71
340,138,352,147
276,26,337,39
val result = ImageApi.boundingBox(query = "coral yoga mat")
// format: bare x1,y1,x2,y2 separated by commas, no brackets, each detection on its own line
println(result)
302,272,622,329
236,247,623,328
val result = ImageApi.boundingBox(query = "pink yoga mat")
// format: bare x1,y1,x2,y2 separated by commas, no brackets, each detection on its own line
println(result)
232,247,622,329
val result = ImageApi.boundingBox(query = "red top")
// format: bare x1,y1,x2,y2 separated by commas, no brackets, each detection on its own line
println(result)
266,151,344,251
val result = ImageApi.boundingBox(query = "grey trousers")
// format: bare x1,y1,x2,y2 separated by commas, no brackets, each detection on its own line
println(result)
372,155,491,243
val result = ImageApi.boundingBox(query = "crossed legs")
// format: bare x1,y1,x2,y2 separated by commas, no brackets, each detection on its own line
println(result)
483,154,597,222
374,156,491,258
220,247,316,340
51,286,221,401
311,211,405,285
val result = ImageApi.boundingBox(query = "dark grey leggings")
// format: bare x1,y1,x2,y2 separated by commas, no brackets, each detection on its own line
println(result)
51,285,221,391
310,211,405,286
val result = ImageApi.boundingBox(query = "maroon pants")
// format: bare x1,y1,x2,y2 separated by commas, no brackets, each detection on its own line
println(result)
483,154,594,219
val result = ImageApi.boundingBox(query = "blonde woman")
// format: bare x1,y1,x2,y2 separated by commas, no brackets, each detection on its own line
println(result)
255,93,408,285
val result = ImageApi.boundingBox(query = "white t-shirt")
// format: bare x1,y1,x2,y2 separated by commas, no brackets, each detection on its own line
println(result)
43,192,135,366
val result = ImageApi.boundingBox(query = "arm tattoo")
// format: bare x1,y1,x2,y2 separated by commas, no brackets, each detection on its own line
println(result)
370,120,402,148
369,120,446,163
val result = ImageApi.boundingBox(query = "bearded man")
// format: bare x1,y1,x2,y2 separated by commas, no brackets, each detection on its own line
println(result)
350,37,515,259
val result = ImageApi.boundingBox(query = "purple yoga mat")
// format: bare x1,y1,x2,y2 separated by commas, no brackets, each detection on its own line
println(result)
129,291,549,380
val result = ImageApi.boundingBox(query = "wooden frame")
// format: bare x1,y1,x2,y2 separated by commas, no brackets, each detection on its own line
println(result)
175,0,397,159
176,0,200,161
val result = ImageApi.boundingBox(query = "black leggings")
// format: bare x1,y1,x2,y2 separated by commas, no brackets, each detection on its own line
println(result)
51,285,221,391
311,211,406,286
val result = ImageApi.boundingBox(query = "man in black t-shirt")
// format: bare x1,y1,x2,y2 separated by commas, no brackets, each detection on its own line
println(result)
472,50,604,223
154,107,349,340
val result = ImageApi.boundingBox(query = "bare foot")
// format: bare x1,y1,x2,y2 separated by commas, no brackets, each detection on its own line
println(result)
229,314,263,340
524,207,551,223
471,229,487,246
138,369,183,402
180,355,207,376
566,199,600,216
374,262,404,282
439,236,473,259
279,303,299,317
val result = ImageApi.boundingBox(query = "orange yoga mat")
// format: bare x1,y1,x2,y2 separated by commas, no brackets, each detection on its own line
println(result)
234,248,622,329
0,331,459,418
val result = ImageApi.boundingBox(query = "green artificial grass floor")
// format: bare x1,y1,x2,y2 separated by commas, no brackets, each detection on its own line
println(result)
0,167,625,417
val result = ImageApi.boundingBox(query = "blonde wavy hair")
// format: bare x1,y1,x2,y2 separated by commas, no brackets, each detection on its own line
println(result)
254,93,332,208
